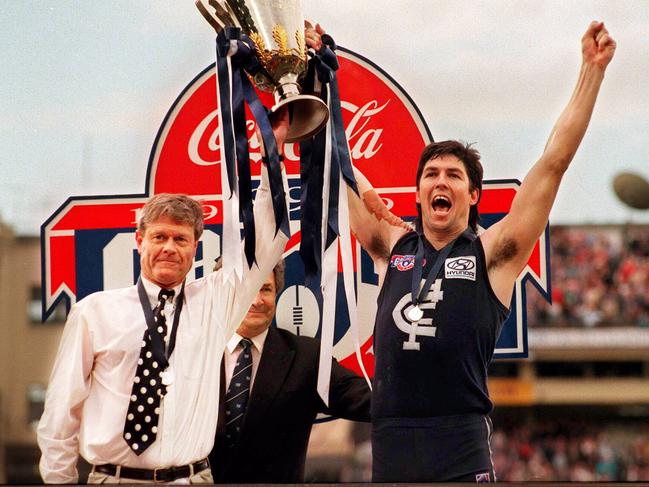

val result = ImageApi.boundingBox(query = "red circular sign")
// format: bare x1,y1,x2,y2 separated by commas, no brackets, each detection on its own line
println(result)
149,47,432,376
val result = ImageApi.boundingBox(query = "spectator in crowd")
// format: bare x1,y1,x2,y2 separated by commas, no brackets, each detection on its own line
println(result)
491,419,649,481
527,226,649,327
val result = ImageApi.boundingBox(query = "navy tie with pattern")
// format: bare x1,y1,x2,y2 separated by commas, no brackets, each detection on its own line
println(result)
225,337,253,448
123,288,174,454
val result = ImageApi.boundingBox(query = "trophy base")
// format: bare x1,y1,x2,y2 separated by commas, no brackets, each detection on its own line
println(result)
271,94,329,143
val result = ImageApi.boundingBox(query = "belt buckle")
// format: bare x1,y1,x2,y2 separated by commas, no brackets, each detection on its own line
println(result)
153,467,166,483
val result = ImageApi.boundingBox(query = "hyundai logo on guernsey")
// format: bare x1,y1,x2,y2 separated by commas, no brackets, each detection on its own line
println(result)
42,48,550,379
445,256,477,281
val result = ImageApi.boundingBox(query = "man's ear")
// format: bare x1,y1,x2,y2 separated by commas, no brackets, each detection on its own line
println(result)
470,188,480,206
135,231,143,254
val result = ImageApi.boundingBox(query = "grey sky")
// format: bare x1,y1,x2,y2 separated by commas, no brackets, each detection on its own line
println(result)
2,1,648,235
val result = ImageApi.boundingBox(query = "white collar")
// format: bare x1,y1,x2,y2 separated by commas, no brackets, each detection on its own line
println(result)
226,328,269,354
140,275,183,308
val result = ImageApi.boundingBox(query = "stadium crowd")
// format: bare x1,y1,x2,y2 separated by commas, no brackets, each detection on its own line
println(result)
327,418,649,482
491,420,649,481
527,225,649,327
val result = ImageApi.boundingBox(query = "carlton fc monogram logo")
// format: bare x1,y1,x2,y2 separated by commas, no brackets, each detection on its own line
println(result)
393,256,479,351
392,278,444,351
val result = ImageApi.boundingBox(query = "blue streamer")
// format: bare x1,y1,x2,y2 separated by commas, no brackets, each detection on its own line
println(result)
231,62,256,267
241,74,289,239
299,116,325,286
215,27,290,268
324,86,340,249
215,29,238,199
299,35,359,282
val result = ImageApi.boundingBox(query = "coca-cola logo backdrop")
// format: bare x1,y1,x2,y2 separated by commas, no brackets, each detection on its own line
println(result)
42,48,549,375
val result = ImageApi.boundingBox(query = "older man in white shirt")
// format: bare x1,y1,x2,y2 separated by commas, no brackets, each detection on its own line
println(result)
37,111,290,483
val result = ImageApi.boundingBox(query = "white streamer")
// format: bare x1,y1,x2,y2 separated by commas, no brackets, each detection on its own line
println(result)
316,97,334,406
338,172,372,389
216,53,244,285
316,83,370,406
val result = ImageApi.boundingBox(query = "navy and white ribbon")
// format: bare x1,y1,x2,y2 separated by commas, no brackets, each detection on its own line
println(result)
215,27,368,401
215,27,289,283
300,36,370,404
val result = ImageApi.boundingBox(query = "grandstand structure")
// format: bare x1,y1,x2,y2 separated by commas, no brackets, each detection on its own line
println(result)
0,223,647,482
0,230,67,483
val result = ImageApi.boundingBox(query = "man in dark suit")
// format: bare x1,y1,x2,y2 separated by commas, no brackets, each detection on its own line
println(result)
209,258,371,483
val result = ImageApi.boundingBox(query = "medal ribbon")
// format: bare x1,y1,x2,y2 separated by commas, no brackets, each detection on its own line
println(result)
410,228,475,313
137,277,185,369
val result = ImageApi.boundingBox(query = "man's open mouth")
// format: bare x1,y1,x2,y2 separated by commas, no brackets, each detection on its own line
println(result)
432,195,452,213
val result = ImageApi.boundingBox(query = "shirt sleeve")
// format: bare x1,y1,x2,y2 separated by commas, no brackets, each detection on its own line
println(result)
227,163,289,337
322,359,372,422
37,302,95,484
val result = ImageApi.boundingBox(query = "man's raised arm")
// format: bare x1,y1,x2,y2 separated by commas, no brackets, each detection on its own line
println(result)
482,21,616,305
347,167,412,280
229,108,291,330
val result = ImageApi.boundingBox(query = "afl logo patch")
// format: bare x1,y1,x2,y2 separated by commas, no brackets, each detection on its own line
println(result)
391,254,416,271
445,256,476,280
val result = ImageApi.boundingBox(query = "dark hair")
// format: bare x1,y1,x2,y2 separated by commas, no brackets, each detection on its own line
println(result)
414,140,483,232
213,257,286,292
138,193,205,241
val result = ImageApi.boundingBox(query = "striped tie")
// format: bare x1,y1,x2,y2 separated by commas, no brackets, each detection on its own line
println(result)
224,337,253,448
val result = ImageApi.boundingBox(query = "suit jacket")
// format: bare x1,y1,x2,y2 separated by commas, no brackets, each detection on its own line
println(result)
209,326,371,483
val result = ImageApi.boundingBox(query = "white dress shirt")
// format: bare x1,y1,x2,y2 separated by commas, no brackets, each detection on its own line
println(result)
37,168,288,484
223,329,269,392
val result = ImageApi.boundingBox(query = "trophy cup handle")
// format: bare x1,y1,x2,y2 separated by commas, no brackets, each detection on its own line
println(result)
195,0,241,32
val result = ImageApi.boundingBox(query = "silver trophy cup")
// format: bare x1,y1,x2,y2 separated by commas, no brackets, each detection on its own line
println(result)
197,0,330,143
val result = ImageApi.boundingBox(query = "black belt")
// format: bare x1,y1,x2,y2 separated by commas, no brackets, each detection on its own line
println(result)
93,458,210,483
